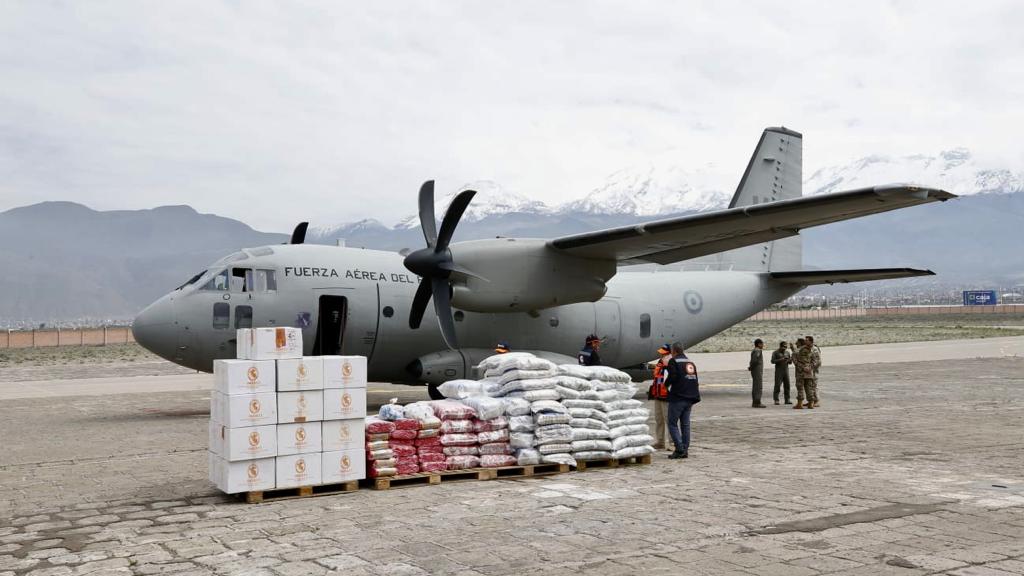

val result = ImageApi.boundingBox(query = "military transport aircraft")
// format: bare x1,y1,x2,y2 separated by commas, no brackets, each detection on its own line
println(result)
133,127,954,396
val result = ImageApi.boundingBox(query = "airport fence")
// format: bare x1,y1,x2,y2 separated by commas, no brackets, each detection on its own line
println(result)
1,326,135,349
747,304,1024,321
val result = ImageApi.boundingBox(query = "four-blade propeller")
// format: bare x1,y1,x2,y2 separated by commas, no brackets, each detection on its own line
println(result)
403,180,482,349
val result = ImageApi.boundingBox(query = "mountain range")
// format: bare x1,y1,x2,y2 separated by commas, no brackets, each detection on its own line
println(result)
2,148,1021,326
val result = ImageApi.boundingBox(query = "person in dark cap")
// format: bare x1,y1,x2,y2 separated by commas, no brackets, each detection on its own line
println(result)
577,334,602,366
647,343,672,450
494,341,511,354
664,342,700,459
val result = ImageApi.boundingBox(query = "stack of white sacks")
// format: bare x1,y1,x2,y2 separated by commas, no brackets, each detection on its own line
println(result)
463,353,655,467
208,327,368,494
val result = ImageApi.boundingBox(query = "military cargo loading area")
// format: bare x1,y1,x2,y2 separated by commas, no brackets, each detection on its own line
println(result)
2,335,1022,576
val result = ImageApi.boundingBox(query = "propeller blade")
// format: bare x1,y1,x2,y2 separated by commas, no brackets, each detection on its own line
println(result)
435,189,476,252
290,222,309,244
408,278,433,329
418,180,438,248
431,277,458,349
438,261,488,282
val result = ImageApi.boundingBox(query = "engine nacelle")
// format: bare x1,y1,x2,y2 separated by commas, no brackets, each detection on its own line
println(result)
447,238,615,312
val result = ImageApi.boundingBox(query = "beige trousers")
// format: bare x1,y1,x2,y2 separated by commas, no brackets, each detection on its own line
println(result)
652,399,668,447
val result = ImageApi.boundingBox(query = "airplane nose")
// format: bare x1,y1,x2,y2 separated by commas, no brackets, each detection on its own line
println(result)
132,294,176,360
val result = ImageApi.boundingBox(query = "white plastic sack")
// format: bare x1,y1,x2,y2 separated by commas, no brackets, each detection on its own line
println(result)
529,400,567,414
607,399,644,411
609,424,650,439
573,450,613,460
562,399,608,411
508,415,536,432
554,386,581,399
437,379,485,399
616,415,650,427
555,375,592,391
571,439,613,452
493,355,556,373
498,369,557,386
440,433,479,446
478,352,538,371
510,432,535,449
538,443,573,455
612,445,655,459
596,390,620,402
611,434,655,451
477,429,510,444
556,364,592,379
541,453,577,467
568,418,609,430
516,448,541,465
498,377,560,395
521,388,561,402
616,385,639,401
607,408,649,422
589,366,632,383
571,428,611,441
443,446,479,456
534,412,572,426
479,442,512,455
461,396,505,420
502,397,531,416
534,424,573,445
579,390,601,400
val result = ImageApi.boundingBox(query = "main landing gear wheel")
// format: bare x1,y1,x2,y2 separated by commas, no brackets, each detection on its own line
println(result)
427,383,444,400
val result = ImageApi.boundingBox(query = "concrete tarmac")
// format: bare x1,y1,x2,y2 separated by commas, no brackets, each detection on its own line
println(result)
1,355,1023,575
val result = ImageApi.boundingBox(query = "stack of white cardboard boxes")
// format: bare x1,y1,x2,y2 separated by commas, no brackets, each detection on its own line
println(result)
208,327,368,494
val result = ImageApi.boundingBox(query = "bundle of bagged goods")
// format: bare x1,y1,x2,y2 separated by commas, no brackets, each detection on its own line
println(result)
365,416,397,478
430,400,481,470
403,402,445,473
209,327,368,494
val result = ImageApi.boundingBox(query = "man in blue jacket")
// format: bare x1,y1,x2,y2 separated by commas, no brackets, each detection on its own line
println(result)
664,342,701,459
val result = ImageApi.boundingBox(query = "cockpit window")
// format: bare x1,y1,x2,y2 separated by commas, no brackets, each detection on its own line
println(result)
175,271,206,291
231,268,253,292
199,269,229,291
255,269,277,292
213,251,249,266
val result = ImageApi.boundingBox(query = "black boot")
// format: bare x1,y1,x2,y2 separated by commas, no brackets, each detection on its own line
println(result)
668,448,686,459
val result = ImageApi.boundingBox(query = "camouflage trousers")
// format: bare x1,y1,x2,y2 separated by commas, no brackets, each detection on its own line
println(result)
802,377,819,404
794,376,812,403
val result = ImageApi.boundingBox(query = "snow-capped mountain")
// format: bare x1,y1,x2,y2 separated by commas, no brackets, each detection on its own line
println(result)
558,158,732,216
805,148,1024,197
312,218,388,239
393,180,551,230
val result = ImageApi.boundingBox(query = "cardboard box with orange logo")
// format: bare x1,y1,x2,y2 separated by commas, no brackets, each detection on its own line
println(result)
211,392,278,428
275,453,322,488
321,448,366,483
277,422,322,456
214,359,277,395
276,390,324,423
322,387,367,420
210,455,276,494
321,356,367,389
321,418,365,452
276,357,324,391
209,422,278,461
237,327,303,360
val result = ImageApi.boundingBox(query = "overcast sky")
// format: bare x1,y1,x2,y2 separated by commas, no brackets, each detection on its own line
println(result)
1,1,1022,231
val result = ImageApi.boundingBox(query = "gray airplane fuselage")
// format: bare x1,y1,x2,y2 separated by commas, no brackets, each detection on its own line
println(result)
133,243,799,382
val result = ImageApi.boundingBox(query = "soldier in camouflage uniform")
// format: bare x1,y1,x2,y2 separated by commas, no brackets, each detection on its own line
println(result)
796,338,821,409
806,335,822,407
791,337,809,409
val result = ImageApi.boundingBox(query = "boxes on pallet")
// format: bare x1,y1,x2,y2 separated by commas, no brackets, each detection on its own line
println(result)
213,359,276,395
276,453,322,488
322,449,366,483
323,388,367,420
237,327,303,360
276,357,324,391
277,391,323,423
211,392,277,428
277,422,322,456
210,455,276,494
322,419,365,452
322,356,367,389
209,423,278,461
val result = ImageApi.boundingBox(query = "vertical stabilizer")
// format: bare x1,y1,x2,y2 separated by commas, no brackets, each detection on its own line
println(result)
712,127,803,271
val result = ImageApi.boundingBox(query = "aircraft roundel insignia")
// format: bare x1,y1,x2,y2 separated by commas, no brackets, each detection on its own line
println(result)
684,290,703,314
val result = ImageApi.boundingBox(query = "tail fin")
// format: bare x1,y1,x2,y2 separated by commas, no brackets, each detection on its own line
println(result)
714,127,803,271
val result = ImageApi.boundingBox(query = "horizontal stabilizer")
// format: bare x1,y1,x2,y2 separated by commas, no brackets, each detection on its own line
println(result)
770,268,935,285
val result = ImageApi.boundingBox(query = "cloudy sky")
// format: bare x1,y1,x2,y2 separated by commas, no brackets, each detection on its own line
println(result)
1,1,1021,231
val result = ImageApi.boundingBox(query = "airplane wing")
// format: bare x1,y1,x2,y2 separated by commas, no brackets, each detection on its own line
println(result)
548,185,955,265
769,268,934,285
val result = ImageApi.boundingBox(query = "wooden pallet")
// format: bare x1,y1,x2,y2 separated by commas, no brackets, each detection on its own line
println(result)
575,454,653,471
366,467,496,490
491,462,571,479
243,480,359,504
